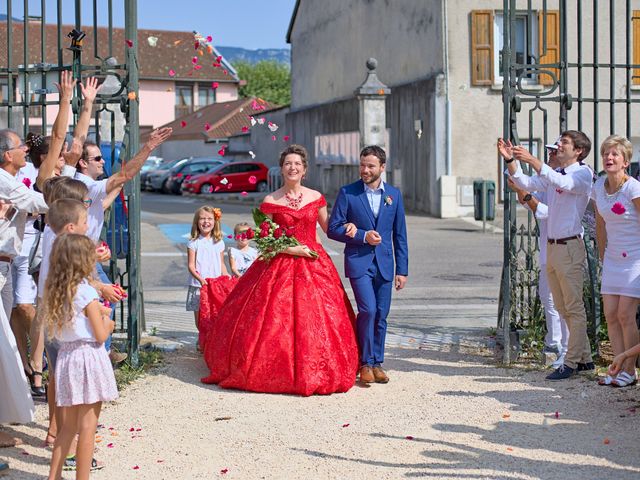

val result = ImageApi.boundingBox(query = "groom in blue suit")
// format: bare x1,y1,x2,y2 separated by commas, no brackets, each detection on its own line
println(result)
328,145,408,384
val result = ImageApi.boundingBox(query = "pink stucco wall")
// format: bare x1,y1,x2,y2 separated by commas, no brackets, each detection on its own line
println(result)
29,79,239,131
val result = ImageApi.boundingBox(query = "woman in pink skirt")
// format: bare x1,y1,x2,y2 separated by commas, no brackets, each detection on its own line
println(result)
44,234,118,480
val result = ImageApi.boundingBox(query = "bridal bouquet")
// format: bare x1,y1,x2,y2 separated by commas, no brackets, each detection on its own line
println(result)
251,208,318,261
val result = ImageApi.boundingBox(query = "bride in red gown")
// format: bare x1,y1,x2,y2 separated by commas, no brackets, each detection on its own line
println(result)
201,145,359,396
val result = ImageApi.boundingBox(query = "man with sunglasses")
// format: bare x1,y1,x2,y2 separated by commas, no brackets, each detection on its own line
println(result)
74,129,171,361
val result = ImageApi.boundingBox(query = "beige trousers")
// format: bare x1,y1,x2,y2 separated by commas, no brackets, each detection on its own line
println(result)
546,239,592,369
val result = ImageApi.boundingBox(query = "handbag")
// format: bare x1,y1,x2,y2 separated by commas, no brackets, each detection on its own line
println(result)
27,214,45,276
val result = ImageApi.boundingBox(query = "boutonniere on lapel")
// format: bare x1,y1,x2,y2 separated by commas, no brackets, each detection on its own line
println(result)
384,195,393,206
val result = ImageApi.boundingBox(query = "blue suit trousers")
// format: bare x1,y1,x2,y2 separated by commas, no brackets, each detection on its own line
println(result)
349,259,392,367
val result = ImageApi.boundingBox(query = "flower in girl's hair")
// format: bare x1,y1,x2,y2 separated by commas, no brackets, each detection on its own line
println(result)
611,202,626,215
212,208,222,221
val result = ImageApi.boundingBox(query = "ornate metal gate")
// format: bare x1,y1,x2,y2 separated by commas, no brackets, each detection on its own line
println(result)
499,0,640,363
1,0,142,364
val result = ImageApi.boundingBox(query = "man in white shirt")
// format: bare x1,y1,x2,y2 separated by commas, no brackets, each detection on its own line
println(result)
500,130,594,380
0,130,48,435
74,128,171,358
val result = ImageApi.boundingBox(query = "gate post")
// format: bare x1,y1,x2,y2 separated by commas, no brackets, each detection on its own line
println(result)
124,0,141,367
355,58,390,179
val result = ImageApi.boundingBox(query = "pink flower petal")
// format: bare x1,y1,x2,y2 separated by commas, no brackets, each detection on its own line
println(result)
214,186,221,192
241,126,249,133
206,36,213,43
555,411,560,419
241,191,248,197
133,466,140,470
220,468,229,474
157,460,164,463
283,135,290,142
192,56,198,65
107,443,114,448
405,435,414,440
194,41,200,50
227,235,233,239
204,123,211,131
125,39,133,48
129,427,135,432
271,135,277,141
342,423,350,428
212,82,219,89
194,65,202,70
169,69,176,77
248,176,257,184
181,121,187,128
218,147,225,156
623,252,628,257
216,55,223,62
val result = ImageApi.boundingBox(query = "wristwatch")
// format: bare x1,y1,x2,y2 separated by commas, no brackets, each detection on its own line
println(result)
523,193,533,202
505,157,515,164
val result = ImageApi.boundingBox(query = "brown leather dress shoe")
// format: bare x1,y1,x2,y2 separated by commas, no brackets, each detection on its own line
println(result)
372,367,389,383
359,366,375,383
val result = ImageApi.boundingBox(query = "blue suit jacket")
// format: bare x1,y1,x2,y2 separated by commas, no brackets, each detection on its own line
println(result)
328,180,408,281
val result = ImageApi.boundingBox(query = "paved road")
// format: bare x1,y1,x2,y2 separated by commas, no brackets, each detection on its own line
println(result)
137,192,503,348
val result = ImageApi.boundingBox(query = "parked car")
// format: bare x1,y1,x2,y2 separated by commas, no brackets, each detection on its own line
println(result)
165,157,226,194
141,156,163,174
181,161,269,194
144,157,189,192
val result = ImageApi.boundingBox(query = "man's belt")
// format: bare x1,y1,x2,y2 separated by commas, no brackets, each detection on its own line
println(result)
547,235,581,245
0,255,12,263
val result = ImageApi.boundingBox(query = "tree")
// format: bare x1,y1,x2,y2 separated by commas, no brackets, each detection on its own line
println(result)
235,60,291,106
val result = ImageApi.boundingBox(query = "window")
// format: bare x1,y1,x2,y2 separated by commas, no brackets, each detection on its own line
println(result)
175,84,193,117
470,10,559,86
633,11,640,85
197,83,216,109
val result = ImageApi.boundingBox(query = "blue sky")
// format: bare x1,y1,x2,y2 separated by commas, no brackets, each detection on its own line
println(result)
3,0,297,49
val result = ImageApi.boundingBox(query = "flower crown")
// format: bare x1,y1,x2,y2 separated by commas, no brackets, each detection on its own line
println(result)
212,208,222,221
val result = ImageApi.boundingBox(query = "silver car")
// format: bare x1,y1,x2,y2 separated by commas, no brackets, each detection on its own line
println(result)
143,158,189,191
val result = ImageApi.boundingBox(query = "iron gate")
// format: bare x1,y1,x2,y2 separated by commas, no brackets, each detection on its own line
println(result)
499,0,640,363
1,0,142,364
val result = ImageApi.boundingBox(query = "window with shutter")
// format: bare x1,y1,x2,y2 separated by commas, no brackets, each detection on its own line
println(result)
471,10,494,86
538,11,560,86
633,11,640,85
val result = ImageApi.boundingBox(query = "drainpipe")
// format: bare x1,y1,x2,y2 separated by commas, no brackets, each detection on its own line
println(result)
442,0,452,176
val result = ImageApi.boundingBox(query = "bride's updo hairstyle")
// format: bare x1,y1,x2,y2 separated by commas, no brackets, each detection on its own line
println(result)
279,144,308,168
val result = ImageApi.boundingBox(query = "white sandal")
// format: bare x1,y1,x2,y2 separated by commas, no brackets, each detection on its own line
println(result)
612,371,638,388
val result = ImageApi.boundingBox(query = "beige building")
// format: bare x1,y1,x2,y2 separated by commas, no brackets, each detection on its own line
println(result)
287,0,640,216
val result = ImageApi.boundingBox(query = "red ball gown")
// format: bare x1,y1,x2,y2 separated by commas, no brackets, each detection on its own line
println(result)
201,196,359,396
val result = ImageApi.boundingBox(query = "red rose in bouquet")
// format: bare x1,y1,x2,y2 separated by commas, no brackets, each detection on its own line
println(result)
250,208,318,261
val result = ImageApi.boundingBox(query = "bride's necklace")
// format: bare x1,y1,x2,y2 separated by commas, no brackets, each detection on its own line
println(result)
285,191,303,209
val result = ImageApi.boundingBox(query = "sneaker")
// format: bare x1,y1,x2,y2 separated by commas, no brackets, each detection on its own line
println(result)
109,350,128,366
577,362,595,373
546,364,576,381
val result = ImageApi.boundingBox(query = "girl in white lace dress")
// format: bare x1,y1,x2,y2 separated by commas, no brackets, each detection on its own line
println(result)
45,234,117,479
593,135,640,388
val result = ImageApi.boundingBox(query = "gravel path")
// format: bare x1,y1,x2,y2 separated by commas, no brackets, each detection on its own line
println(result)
2,343,640,480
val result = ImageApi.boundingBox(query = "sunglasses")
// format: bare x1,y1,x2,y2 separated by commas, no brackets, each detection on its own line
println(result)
87,155,103,162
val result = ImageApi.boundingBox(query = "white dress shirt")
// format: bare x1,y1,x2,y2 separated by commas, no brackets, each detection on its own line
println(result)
509,162,592,240
0,168,48,258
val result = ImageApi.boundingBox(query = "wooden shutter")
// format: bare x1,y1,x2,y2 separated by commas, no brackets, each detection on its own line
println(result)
633,11,640,85
538,11,560,86
471,10,494,86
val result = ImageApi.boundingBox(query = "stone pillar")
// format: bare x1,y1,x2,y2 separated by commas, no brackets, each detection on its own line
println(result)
355,58,390,181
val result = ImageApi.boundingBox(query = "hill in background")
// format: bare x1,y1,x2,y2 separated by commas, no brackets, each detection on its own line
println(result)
217,46,290,65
